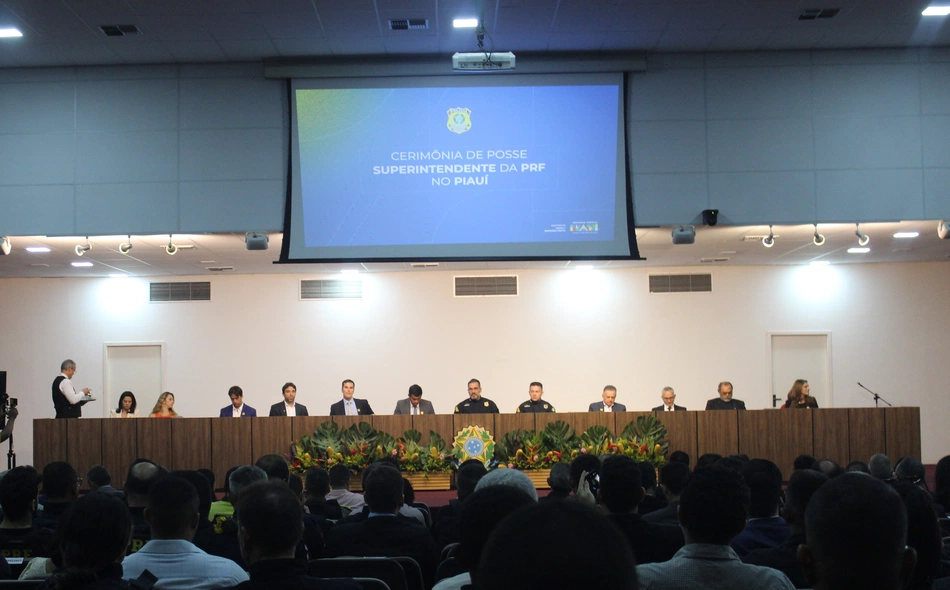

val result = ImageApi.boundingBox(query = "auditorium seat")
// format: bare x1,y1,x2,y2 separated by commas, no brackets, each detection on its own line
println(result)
389,556,424,590
311,557,408,590
0,582,44,589
439,543,459,562
434,557,466,583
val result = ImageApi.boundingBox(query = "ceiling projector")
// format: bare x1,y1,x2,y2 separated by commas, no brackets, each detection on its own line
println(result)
452,52,516,71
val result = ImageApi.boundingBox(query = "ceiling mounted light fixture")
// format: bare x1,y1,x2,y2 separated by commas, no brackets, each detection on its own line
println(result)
119,235,132,254
0,237,10,256
75,237,91,256
762,225,775,248
854,223,870,246
893,231,919,239
165,235,178,255
812,224,825,246
923,6,950,16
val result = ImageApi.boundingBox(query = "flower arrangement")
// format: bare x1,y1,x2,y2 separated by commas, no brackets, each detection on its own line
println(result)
288,421,457,474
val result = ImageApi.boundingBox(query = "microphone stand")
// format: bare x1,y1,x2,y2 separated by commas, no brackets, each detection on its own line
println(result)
857,382,893,408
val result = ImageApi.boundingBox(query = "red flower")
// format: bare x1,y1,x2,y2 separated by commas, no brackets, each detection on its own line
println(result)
350,449,357,455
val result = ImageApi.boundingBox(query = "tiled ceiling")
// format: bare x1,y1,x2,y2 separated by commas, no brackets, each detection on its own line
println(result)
0,0,948,68
0,221,947,278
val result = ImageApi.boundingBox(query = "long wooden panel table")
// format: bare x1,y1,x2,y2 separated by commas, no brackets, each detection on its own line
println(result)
34,408,920,485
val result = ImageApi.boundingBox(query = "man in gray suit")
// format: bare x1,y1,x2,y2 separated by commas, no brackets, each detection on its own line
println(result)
588,385,626,412
394,384,435,415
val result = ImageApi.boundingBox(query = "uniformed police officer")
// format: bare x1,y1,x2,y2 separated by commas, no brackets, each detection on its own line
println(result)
454,378,500,414
516,382,555,413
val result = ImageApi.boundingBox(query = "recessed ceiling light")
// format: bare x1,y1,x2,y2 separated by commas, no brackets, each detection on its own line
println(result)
923,6,950,15
25,246,51,253
847,247,870,254
893,231,919,238
575,265,593,271
109,273,128,278
453,18,479,28
341,269,360,274
71,261,94,267
0,28,23,38
810,260,830,266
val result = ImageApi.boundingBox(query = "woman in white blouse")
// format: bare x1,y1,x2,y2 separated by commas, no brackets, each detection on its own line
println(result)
109,391,139,418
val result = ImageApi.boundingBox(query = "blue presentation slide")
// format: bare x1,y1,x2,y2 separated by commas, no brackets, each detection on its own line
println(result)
295,83,620,248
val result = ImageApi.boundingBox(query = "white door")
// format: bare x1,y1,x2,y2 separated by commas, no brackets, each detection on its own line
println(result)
769,333,831,409
103,344,164,417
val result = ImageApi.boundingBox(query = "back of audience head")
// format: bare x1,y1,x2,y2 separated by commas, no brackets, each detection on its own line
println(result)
717,455,746,473
236,481,303,566
0,466,41,523
222,466,239,500
844,460,869,474
894,457,926,487
637,460,657,492
456,459,488,500
146,476,200,540
812,459,844,479
868,453,894,481
474,468,538,501
328,464,352,490
363,465,403,513
43,461,79,501
228,465,268,507
254,454,290,482
86,465,111,490
197,469,215,491
546,462,570,493
783,469,828,530
55,493,131,589
668,450,690,468
658,461,691,499
678,464,750,545
794,454,817,471
891,481,941,589
402,478,415,505
695,453,722,471
802,473,915,590
288,473,304,501
458,485,536,585
599,455,643,514
476,500,637,590
305,468,331,499
934,455,950,508
124,460,166,504
569,454,600,493
170,470,213,520
740,459,783,518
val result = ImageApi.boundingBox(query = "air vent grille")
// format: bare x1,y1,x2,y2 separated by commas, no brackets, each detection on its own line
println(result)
300,279,362,300
700,257,730,263
150,281,210,302
389,19,429,30
455,276,518,297
649,274,712,294
799,8,840,20
100,24,141,36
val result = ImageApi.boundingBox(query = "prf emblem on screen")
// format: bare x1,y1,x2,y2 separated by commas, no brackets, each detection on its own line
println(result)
447,107,472,134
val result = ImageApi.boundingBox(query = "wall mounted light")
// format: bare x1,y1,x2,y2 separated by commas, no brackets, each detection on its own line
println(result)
75,237,91,256
762,225,775,248
854,223,870,246
165,235,178,255
119,235,132,254
813,224,825,246
0,237,10,256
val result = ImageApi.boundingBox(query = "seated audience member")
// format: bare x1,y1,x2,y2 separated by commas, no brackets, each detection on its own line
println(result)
644,461,691,527
793,454,817,471
326,464,365,513
86,466,124,500
695,453,723,472
731,459,791,558
891,481,943,590
230,481,359,590
304,468,343,520
34,462,79,530
0,466,54,578
540,462,571,502
48,492,131,590
433,459,487,551
402,478,430,526
171,470,242,567
325,465,438,588
569,454,601,496
933,455,950,513
253,456,326,558
288,473,305,503
868,453,894,481
125,460,166,554
894,457,928,488
669,450,690,467
476,500,638,590
197,469,215,490
209,466,239,531
638,461,667,515
228,466,268,508
636,465,795,590
811,459,844,480
362,459,426,525
122,476,249,589
599,456,684,564
844,460,869,474
799,473,916,590
474,468,538,501
743,469,829,588
437,485,537,590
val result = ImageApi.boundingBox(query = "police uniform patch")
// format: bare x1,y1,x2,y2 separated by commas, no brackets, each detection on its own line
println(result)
483,401,489,407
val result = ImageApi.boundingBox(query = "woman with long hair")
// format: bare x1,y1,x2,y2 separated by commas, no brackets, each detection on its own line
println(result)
783,379,818,409
149,392,179,418
109,391,138,418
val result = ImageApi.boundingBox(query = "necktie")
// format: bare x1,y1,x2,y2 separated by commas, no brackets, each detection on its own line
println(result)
412,405,418,415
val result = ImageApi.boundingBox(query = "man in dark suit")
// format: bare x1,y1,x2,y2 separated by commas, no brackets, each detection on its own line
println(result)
393,384,435,415
220,385,257,417
329,379,374,416
652,386,688,412
326,465,438,587
589,385,627,412
705,381,746,410
269,382,308,416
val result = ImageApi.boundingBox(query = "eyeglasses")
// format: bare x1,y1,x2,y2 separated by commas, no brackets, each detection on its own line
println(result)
76,477,83,486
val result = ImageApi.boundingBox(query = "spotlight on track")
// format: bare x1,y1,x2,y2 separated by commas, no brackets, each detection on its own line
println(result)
812,224,825,246
762,225,775,248
855,223,870,247
119,235,132,254
75,238,91,257
165,235,178,256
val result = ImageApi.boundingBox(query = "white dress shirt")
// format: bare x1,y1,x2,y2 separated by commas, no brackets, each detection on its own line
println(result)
284,402,296,417
231,404,244,417
58,373,84,405
604,404,612,412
